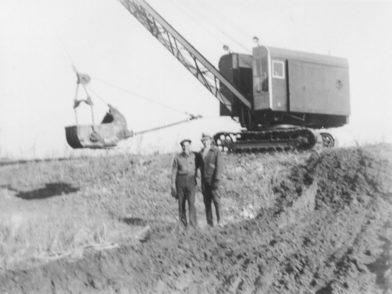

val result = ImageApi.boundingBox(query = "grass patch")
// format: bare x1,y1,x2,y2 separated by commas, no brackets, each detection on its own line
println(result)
0,148,361,271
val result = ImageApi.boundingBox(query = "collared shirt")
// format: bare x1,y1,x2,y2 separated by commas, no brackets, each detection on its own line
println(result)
172,152,198,177
202,147,210,161
199,146,222,183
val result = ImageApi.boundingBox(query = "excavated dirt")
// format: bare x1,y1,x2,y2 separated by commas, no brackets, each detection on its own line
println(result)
1,145,392,294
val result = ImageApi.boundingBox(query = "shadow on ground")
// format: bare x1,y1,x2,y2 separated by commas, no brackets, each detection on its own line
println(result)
121,216,175,228
10,183,80,200
122,217,148,226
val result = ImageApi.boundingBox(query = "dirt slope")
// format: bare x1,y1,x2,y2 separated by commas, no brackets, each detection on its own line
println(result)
1,144,391,294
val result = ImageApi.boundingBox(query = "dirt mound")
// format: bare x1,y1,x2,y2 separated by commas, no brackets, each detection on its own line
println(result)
1,145,391,294
274,146,392,211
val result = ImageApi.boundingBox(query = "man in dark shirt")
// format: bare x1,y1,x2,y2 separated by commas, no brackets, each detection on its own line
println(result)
199,133,223,227
171,139,199,227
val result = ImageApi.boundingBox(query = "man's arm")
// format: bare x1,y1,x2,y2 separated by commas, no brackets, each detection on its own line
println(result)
171,156,178,186
213,149,223,183
171,156,178,197
195,152,202,171
194,152,202,184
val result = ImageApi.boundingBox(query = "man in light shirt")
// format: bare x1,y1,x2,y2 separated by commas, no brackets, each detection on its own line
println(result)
171,139,199,227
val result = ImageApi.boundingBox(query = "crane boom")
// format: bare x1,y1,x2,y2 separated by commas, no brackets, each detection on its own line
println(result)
118,0,252,111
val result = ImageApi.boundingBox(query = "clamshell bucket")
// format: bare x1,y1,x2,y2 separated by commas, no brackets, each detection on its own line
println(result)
65,105,133,149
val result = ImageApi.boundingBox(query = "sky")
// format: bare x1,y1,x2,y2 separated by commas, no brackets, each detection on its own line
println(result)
1,0,392,158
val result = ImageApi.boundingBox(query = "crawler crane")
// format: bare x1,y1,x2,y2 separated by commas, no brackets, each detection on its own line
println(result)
118,0,350,152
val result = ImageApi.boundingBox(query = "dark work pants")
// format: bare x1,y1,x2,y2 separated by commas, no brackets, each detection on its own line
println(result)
203,181,221,226
176,175,197,227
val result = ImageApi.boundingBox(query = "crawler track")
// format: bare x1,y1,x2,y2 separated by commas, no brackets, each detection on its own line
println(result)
213,127,320,152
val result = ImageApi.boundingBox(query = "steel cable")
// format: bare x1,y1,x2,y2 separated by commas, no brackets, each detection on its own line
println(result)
164,0,229,48
169,0,252,53
92,76,196,116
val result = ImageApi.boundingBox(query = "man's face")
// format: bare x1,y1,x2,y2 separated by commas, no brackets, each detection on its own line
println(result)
202,138,212,148
181,142,191,154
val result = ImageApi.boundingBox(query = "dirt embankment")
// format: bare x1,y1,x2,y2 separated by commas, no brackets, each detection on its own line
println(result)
1,145,391,294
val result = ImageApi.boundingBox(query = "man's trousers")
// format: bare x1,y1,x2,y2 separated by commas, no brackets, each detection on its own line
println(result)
176,175,197,227
202,181,221,226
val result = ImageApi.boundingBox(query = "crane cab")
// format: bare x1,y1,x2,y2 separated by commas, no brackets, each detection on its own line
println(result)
219,46,350,129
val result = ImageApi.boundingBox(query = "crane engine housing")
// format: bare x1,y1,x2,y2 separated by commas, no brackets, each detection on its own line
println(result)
219,46,350,130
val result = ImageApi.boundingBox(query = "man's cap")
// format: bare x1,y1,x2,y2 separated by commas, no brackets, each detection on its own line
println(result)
180,139,192,146
201,133,212,141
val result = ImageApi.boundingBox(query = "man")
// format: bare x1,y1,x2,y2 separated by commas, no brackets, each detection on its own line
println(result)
199,133,223,227
171,139,199,227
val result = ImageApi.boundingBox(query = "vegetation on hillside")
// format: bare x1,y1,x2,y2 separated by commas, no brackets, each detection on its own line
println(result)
0,151,309,270
0,144,391,293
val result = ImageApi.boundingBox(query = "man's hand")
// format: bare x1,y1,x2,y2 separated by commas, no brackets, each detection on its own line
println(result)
171,186,177,199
